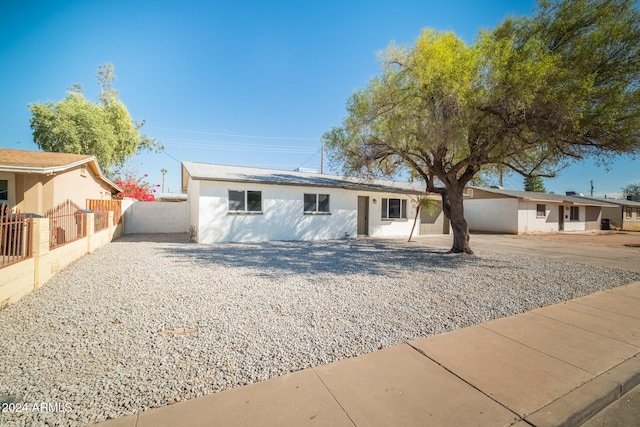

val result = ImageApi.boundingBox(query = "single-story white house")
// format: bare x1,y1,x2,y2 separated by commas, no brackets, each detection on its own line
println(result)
181,162,448,243
463,187,610,234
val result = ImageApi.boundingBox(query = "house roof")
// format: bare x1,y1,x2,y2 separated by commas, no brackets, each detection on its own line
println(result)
572,195,640,208
182,162,427,195
469,186,611,207
0,148,121,193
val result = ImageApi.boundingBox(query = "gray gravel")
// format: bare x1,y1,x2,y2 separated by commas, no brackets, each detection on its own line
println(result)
1,234,639,426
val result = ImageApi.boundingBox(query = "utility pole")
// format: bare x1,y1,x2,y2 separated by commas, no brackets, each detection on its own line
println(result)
320,140,324,174
590,180,594,197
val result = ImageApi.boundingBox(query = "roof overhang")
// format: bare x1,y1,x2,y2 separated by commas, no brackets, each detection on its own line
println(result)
0,156,121,194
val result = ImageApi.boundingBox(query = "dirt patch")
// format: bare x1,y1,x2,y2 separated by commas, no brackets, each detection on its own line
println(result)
514,231,640,248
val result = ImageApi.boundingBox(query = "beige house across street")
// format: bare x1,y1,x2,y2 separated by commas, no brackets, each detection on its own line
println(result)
574,196,640,231
0,148,119,215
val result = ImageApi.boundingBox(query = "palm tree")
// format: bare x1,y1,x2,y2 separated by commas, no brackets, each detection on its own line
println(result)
160,168,168,193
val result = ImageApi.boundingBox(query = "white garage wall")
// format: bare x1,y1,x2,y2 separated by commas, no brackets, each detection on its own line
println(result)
464,198,518,233
124,201,189,234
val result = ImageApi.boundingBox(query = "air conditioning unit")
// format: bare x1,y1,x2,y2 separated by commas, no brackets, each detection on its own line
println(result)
463,188,473,197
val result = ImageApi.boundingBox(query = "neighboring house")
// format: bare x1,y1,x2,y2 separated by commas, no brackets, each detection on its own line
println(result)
463,187,609,234
181,162,447,243
0,148,120,215
574,196,640,231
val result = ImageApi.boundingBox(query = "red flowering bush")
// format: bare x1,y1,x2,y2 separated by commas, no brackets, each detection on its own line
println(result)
113,171,160,201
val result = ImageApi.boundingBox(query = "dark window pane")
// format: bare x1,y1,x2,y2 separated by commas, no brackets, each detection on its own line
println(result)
229,190,244,211
0,179,7,201
536,204,546,217
389,198,400,218
247,191,262,211
381,198,388,218
570,206,579,220
304,193,316,212
318,194,330,212
401,199,407,218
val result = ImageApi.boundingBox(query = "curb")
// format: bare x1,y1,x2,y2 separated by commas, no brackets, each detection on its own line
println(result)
524,353,640,427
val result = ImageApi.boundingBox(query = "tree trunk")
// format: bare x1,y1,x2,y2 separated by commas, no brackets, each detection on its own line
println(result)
441,187,473,254
408,206,420,242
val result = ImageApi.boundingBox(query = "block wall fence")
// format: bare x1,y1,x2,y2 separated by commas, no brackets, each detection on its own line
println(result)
0,211,123,309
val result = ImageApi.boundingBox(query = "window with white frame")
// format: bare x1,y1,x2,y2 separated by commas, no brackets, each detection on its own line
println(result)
0,179,7,202
570,206,579,221
637,208,640,219
228,190,262,213
536,204,546,217
626,207,632,219
381,198,407,219
304,193,330,214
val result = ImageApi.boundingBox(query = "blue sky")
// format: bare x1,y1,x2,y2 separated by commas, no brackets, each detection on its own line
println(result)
1,0,637,197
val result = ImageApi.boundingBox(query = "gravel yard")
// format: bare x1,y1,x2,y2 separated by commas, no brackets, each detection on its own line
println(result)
1,234,639,426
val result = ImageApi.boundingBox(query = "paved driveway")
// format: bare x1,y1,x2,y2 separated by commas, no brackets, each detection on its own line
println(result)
418,232,640,271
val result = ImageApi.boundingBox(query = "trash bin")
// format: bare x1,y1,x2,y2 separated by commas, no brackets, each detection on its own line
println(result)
75,209,90,237
601,218,610,230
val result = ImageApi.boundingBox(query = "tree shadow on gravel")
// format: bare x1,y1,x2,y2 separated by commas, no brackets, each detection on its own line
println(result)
114,233,189,243
156,239,501,277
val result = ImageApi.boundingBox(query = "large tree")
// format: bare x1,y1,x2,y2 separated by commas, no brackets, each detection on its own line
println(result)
29,64,162,174
324,0,640,253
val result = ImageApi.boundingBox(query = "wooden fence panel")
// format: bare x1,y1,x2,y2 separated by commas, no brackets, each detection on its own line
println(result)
87,199,122,225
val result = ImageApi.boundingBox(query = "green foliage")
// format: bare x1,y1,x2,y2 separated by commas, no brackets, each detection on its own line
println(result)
29,64,163,173
524,176,546,192
324,0,640,253
621,182,640,197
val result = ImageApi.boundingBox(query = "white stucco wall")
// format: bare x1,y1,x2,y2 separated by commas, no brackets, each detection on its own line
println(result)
196,181,358,243
190,181,425,243
364,193,419,238
464,198,518,233
560,205,585,232
188,178,200,238
516,200,560,233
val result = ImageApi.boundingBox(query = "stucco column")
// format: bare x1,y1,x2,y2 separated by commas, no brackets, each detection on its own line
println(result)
86,212,94,253
32,217,50,289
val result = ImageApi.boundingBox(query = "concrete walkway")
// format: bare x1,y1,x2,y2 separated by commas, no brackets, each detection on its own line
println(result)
94,235,640,427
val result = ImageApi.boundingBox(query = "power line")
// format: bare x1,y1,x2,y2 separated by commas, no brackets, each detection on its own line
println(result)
162,149,181,164
296,148,321,169
146,125,318,141
162,140,316,154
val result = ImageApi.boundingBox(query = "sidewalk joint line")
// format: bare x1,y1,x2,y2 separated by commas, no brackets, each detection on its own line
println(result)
311,367,357,427
477,324,594,376
404,342,523,422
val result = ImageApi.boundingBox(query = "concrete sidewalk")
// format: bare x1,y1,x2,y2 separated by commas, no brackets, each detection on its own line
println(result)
95,280,640,427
